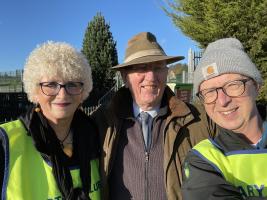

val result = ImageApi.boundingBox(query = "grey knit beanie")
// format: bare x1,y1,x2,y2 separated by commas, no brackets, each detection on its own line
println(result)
193,38,262,94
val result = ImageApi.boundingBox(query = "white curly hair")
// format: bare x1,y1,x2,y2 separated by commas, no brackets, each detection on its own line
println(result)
23,41,93,103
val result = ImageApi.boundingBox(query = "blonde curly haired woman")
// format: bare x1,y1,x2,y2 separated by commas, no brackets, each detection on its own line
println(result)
0,41,101,200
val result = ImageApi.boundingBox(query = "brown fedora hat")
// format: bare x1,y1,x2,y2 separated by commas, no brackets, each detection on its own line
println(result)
112,32,184,69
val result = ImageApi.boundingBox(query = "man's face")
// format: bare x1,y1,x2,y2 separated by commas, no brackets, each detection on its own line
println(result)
199,73,259,133
121,61,168,111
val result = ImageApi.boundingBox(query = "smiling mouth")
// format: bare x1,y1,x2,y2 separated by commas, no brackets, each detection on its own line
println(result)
141,85,157,89
55,103,71,106
220,107,238,115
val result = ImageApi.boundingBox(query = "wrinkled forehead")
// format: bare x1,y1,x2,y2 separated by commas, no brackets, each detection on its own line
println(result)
121,60,167,73
135,60,167,68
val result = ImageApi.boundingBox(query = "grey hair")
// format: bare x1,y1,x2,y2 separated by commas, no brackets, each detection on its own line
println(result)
23,41,93,103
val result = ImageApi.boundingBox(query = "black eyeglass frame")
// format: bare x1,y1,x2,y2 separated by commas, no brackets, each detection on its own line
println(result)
196,78,252,104
39,82,84,96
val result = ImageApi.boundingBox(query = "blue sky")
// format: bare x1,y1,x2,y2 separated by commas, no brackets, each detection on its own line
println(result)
0,0,199,72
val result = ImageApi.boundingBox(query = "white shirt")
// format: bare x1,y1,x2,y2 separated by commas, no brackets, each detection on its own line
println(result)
132,101,159,119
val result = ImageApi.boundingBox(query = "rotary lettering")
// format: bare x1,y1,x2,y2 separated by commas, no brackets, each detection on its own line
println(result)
237,184,264,198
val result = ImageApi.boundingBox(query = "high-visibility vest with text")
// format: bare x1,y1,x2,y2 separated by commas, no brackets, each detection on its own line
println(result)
0,120,101,200
193,139,267,198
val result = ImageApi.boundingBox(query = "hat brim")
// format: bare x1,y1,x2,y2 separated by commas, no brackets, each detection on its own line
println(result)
111,55,185,69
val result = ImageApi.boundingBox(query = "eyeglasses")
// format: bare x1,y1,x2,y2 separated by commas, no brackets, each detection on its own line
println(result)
39,82,84,96
197,78,252,104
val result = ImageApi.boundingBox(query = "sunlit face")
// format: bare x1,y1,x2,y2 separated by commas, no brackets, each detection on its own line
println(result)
199,73,259,133
121,61,168,111
35,77,83,123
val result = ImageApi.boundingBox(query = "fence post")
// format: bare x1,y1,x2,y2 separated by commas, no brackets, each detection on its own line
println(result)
187,48,194,84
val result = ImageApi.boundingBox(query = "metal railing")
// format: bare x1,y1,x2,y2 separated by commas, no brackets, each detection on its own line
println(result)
82,84,119,115
82,72,124,115
82,105,101,116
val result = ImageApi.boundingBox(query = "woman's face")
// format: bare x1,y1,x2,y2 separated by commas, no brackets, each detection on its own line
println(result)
35,76,83,123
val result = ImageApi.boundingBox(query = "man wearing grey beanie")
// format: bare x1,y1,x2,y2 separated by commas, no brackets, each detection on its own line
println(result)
182,38,267,199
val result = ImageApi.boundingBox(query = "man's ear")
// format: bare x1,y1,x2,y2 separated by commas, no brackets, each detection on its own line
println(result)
256,82,261,92
254,82,262,98
120,70,129,88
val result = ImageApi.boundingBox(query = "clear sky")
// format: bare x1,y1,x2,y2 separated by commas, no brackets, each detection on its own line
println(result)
0,0,199,72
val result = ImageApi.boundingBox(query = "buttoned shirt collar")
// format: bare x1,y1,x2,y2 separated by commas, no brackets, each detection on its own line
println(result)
133,101,159,118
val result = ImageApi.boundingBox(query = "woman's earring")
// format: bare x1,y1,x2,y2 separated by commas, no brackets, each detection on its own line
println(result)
35,104,41,112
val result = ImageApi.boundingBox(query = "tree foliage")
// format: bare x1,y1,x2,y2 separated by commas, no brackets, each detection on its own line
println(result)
82,12,118,104
169,63,188,75
164,0,267,102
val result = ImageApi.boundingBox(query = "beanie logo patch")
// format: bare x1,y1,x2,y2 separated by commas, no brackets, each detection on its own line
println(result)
202,63,219,80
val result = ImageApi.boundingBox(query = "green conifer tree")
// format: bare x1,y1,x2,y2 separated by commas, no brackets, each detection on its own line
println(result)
82,12,118,104
164,0,267,102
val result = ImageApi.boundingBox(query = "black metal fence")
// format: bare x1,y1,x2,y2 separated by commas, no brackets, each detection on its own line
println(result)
0,92,32,123
193,51,203,70
0,70,23,92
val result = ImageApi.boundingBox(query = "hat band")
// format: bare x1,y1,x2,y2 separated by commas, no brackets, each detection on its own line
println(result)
124,49,166,63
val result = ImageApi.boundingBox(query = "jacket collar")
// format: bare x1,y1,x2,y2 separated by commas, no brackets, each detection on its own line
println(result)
214,127,255,152
109,86,192,120
109,86,134,119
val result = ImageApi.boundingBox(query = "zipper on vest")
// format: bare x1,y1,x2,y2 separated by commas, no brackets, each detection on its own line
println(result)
145,151,149,200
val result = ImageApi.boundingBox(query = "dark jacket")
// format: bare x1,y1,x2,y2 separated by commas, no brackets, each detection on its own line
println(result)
182,127,267,200
91,86,216,200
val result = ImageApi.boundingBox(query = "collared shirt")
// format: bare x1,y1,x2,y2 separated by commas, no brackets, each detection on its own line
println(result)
132,101,159,119
133,101,160,150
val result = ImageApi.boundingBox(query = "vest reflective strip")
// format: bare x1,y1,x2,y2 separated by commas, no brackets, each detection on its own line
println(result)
0,120,101,200
193,139,267,197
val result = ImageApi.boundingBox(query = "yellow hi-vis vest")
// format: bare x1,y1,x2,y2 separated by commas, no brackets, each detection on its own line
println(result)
193,139,267,199
0,120,101,200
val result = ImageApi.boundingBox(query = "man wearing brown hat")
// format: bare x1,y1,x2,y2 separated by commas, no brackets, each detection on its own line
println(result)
92,32,216,200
